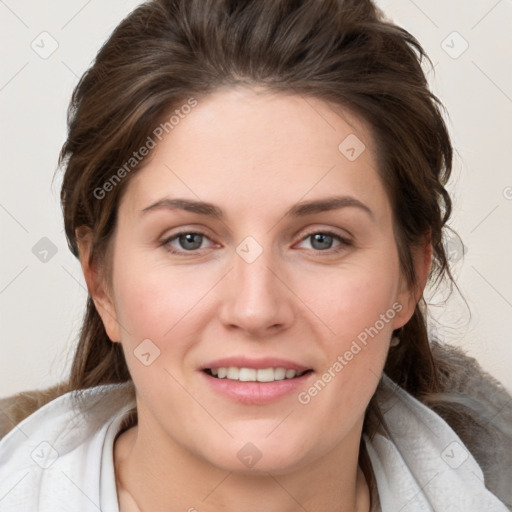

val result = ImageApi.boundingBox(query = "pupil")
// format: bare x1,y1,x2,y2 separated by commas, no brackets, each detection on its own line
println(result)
311,233,332,250
180,233,202,250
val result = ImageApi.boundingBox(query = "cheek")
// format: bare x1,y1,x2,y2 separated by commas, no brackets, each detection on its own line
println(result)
114,277,168,339
110,263,195,401
296,257,399,408
112,254,204,341
110,256,218,387
304,258,400,342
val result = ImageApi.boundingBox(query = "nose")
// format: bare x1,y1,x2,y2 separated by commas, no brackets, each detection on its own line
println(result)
217,242,295,337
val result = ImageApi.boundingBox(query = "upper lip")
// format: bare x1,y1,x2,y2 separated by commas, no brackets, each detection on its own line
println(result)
201,357,312,372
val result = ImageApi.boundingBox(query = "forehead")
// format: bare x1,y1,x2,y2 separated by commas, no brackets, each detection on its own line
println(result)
120,86,388,220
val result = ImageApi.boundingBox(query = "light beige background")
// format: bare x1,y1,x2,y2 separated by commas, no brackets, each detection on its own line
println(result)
1,0,511,396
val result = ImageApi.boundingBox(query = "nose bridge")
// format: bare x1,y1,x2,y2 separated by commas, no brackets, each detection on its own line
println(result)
219,235,293,333
236,243,275,298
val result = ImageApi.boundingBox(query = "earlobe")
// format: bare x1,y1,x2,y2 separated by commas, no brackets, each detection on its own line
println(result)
75,226,122,342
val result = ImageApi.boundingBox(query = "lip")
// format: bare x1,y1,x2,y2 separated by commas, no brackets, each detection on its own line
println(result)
201,356,311,372
200,369,314,405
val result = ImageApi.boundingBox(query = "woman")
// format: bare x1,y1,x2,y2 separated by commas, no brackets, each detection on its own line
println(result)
0,1,510,511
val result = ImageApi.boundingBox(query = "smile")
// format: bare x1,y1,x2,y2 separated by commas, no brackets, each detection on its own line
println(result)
205,367,312,382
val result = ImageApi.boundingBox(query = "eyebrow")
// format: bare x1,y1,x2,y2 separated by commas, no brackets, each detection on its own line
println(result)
140,195,374,220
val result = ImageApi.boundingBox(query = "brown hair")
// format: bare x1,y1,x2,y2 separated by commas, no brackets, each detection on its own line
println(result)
58,0,457,505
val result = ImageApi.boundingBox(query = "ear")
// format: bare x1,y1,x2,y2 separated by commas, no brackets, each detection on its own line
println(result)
392,230,432,330
75,226,122,342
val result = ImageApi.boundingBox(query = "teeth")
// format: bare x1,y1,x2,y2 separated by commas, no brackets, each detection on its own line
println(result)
256,368,276,382
208,367,306,382
239,368,257,381
273,368,286,380
227,367,239,380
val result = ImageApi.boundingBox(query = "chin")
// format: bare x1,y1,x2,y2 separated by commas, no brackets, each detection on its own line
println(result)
197,434,314,475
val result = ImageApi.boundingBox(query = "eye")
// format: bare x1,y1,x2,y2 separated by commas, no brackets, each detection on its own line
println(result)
160,229,352,255
161,230,214,254
296,230,352,253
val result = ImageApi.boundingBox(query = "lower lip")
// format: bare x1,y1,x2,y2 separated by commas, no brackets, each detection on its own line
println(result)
200,370,314,405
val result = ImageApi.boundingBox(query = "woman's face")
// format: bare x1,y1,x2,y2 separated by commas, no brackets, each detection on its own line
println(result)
90,86,426,474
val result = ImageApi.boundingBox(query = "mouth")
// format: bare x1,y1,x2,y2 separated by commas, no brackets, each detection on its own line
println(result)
203,367,314,382
200,357,315,403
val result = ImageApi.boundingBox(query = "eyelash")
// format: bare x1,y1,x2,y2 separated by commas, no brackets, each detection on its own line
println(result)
160,229,353,256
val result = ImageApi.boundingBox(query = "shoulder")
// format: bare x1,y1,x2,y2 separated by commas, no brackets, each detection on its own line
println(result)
0,381,136,511
0,380,136,440
0,380,136,450
367,365,511,511
0,383,69,440
428,340,512,506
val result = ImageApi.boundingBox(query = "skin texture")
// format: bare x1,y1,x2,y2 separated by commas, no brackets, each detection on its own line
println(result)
78,86,431,512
